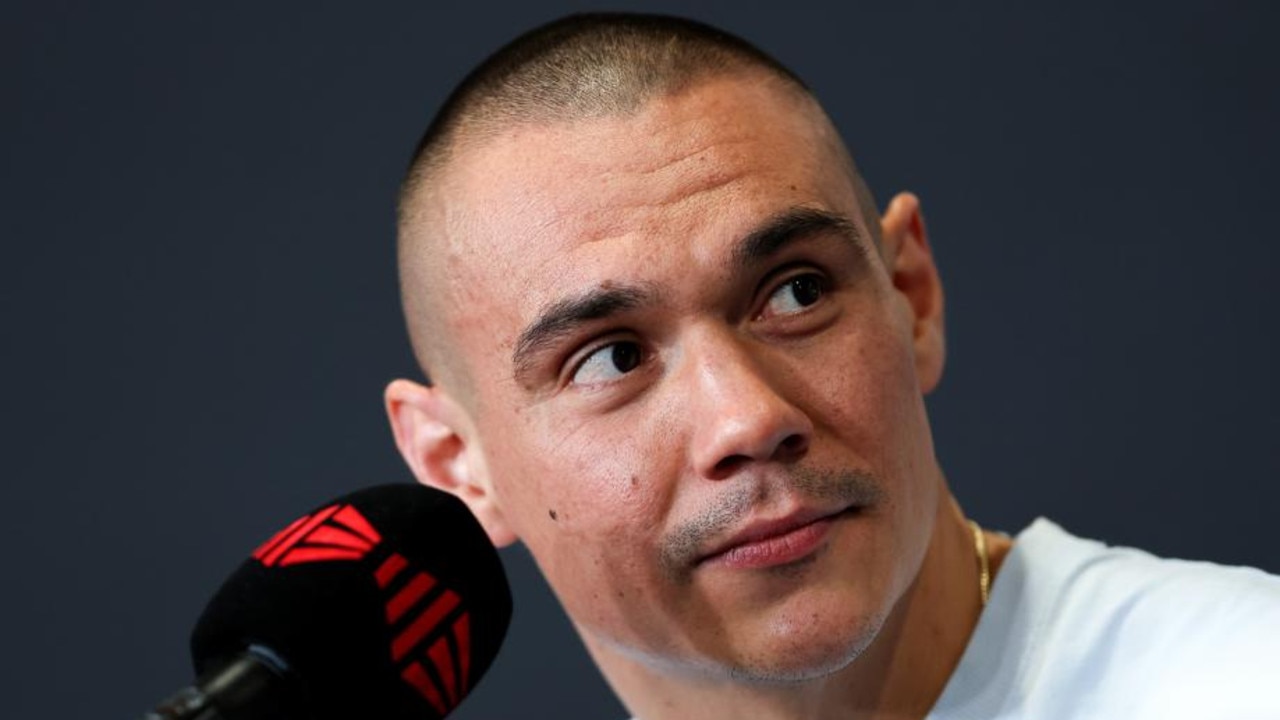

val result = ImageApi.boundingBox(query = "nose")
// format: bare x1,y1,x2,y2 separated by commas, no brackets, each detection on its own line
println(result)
685,330,813,481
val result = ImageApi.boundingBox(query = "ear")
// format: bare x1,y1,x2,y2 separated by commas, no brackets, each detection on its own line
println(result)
384,378,517,547
880,192,946,394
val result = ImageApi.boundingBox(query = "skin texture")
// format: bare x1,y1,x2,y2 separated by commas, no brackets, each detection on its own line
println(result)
387,73,1012,719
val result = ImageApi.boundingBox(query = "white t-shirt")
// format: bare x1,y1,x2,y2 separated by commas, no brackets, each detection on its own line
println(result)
928,518,1280,719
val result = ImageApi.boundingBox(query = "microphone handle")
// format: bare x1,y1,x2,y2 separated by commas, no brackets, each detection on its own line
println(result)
144,649,299,720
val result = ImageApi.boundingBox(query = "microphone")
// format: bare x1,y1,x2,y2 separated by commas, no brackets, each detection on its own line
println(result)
145,483,512,720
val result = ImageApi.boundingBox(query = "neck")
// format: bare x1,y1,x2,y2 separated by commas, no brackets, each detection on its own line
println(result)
586,491,1004,720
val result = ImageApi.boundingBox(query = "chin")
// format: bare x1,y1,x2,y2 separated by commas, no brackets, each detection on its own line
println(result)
720,604,889,685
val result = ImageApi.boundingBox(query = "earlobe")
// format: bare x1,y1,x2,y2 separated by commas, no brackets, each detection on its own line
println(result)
383,379,518,547
880,192,946,394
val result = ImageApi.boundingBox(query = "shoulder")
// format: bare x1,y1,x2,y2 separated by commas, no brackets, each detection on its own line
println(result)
931,519,1280,718
1017,518,1280,632
1013,519,1280,715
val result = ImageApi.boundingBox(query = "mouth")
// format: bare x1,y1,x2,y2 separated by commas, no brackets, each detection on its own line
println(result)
696,505,861,571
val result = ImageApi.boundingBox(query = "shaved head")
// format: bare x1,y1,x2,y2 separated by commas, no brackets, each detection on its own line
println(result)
396,12,879,390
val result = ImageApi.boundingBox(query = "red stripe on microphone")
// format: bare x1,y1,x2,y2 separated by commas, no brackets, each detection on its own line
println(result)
453,613,471,692
278,546,365,566
261,504,340,567
332,505,382,545
391,590,460,662
375,553,409,589
429,636,457,707
386,572,437,624
304,524,375,552
252,514,309,561
401,661,447,716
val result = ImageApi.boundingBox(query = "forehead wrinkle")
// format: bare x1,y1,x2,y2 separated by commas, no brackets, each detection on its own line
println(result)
610,129,752,177
523,159,753,254
611,128,760,187
541,100,761,202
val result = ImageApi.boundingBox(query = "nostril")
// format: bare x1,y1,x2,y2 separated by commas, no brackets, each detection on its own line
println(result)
713,454,750,478
710,434,809,479
777,433,809,460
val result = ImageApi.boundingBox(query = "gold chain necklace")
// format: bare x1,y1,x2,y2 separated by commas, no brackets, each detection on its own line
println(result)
967,519,991,606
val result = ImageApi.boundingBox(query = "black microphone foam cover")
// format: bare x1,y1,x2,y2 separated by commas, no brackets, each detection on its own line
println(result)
191,484,511,720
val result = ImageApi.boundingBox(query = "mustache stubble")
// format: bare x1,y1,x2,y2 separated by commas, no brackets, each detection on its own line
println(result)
658,467,885,583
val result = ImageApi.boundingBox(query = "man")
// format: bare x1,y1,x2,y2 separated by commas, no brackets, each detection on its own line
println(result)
383,13,1280,719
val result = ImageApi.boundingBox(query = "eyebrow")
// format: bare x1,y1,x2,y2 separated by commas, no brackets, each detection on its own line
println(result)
510,206,863,385
732,206,863,270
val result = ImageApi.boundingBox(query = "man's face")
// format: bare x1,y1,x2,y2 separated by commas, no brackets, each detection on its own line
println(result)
415,75,943,681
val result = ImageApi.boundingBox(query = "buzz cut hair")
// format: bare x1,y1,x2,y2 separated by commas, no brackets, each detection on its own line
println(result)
397,12,810,224
395,12,874,387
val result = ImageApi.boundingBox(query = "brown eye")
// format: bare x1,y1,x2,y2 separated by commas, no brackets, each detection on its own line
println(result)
571,341,642,385
611,343,641,372
764,273,827,316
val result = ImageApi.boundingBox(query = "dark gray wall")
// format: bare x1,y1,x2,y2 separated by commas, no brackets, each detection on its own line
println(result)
5,2,1277,718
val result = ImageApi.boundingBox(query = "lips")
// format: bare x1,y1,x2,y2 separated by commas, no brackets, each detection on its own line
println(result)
697,506,856,570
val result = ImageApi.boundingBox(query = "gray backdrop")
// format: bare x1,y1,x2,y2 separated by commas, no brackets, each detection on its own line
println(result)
5,2,1277,718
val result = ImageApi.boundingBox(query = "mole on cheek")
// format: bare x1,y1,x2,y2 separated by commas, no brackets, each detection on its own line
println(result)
549,509,558,521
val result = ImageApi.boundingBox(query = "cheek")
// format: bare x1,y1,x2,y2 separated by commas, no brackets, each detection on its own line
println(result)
489,408,672,569
801,310,938,547
524,413,663,525
805,314,924,457
487,404,691,642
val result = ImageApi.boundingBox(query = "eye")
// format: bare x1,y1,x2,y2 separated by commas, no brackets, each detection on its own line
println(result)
570,341,643,386
762,273,827,317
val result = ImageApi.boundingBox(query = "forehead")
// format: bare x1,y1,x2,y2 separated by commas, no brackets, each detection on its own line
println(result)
444,77,851,233
424,76,862,387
